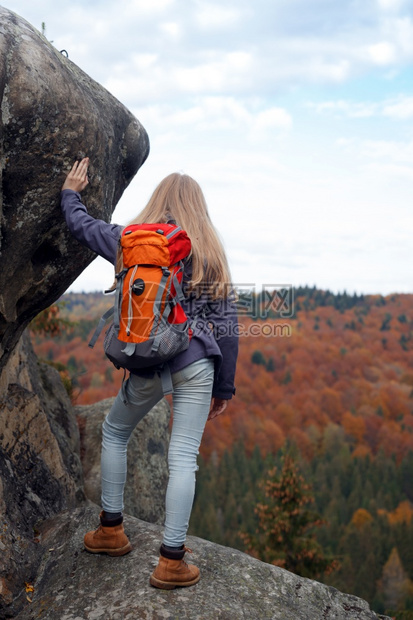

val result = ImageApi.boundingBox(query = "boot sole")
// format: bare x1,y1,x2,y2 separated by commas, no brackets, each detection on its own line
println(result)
149,573,200,590
84,542,132,557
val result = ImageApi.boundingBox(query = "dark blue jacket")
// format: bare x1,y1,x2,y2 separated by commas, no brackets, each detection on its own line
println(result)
61,189,238,399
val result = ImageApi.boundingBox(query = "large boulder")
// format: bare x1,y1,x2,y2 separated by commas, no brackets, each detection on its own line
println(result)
0,6,150,375
76,398,170,524
13,504,391,620
0,6,149,614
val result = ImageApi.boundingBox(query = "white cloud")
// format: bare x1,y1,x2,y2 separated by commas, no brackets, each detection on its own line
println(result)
335,135,413,182
361,138,413,164
392,16,413,55
311,94,413,120
377,0,407,11
336,137,356,149
124,0,175,15
310,100,379,118
159,22,181,38
130,53,159,71
253,108,293,132
132,97,292,140
172,51,253,94
363,161,413,179
104,51,254,104
195,4,244,29
383,96,413,118
367,41,397,65
307,59,351,83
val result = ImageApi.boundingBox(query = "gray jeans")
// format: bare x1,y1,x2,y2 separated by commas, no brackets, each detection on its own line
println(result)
101,357,214,546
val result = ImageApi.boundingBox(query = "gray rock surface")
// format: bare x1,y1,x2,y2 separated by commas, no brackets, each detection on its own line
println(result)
0,332,84,615
76,397,170,524
13,504,391,620
0,6,149,375
0,334,171,618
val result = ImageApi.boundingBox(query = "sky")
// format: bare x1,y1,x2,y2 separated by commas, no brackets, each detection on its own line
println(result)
3,0,413,295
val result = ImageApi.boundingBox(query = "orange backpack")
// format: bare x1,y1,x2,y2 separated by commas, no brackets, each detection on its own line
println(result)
89,222,192,393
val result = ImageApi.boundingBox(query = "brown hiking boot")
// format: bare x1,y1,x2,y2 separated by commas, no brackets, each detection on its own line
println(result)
150,544,200,590
84,512,132,557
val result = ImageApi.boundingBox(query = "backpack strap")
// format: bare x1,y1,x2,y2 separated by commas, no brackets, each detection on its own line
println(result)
120,369,128,404
121,365,173,403
159,364,173,395
172,262,185,303
114,267,127,332
121,342,136,356
88,306,114,348
88,267,127,348
150,266,172,338
165,225,182,240
126,265,138,336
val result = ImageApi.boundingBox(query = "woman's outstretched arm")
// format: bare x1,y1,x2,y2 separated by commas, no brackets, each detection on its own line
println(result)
61,158,122,264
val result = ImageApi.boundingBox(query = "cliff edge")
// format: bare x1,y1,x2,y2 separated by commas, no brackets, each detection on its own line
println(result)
14,504,390,620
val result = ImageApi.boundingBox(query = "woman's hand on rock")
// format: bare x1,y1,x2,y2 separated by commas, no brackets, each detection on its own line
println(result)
62,158,89,193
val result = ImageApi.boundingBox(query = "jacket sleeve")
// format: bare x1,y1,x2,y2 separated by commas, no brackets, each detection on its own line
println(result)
181,263,239,400
61,189,122,265
206,296,239,400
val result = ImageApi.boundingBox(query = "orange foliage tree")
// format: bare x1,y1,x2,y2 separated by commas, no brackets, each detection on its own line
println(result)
241,452,338,579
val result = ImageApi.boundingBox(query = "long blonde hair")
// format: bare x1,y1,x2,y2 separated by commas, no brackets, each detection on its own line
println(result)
114,173,232,299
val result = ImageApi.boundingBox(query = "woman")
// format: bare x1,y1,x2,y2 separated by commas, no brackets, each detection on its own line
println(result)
61,158,238,589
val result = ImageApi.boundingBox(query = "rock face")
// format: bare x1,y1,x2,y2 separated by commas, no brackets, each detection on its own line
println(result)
0,332,84,614
13,505,391,620
76,397,170,524
0,6,150,375
0,333,171,618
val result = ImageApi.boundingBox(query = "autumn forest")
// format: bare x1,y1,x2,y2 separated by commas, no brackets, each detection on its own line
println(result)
30,286,413,617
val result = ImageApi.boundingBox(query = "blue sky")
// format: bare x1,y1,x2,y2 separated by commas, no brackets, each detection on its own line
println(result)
3,0,413,294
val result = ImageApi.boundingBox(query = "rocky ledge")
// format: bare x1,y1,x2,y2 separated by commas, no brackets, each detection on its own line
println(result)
14,504,390,620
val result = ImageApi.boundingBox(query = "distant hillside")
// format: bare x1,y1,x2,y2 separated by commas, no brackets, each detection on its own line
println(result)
32,288,413,462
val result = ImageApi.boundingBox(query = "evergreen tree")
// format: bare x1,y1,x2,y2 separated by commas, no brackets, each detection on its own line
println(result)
378,547,413,613
241,452,337,579
266,357,275,372
251,350,266,366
